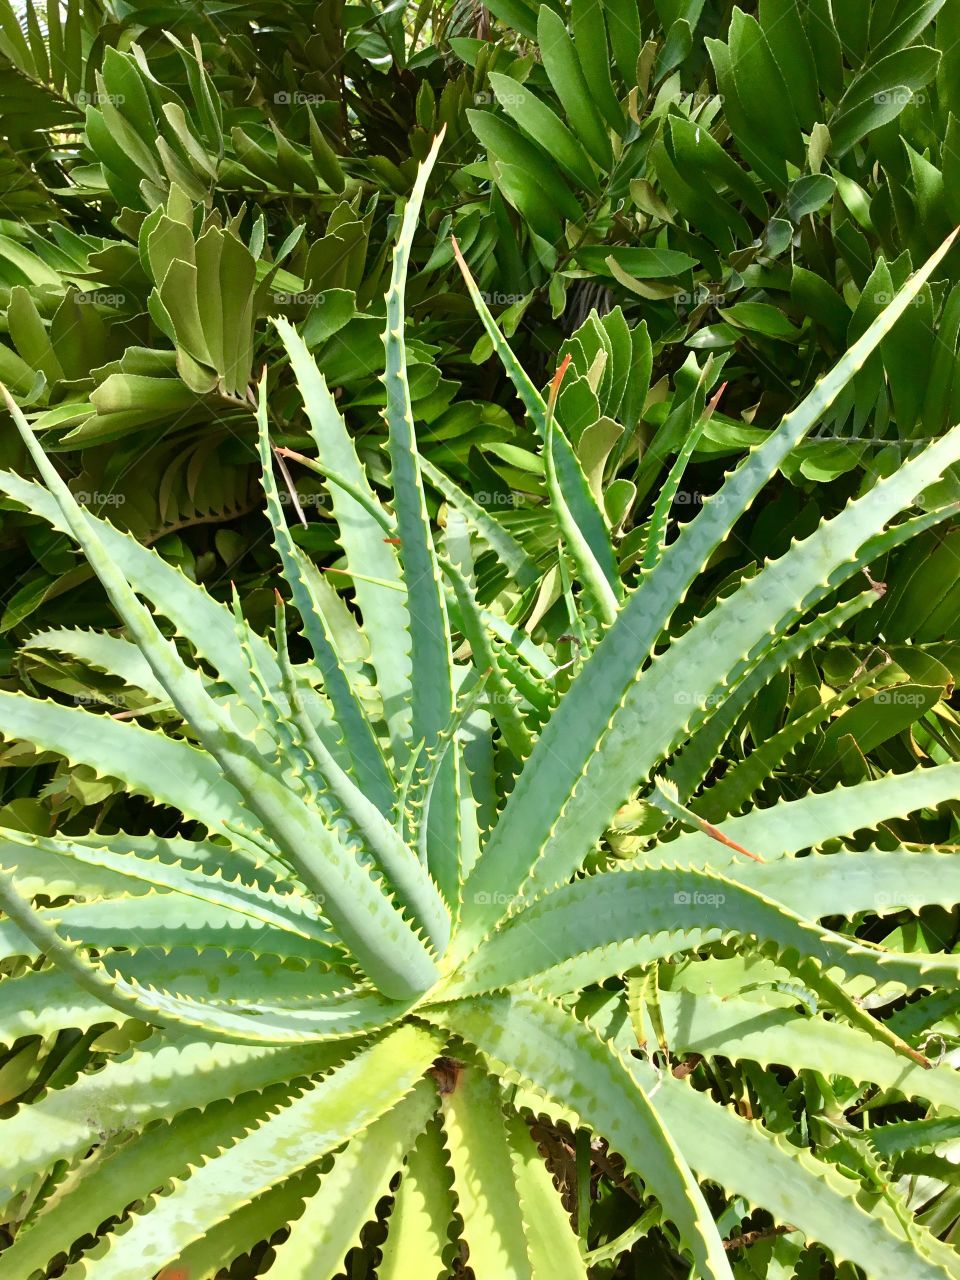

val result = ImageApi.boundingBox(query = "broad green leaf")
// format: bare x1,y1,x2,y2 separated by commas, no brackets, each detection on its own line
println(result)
487,72,599,194
537,7,612,169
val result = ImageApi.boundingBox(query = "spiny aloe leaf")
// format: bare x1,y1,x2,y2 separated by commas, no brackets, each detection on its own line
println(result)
691,665,880,820
440,1060,533,1276
532,421,960,898
459,403,960,949
64,1024,441,1278
544,383,621,624
0,1087,307,1280
731,848,960,922
583,1003,960,1280
505,1109,587,1279
255,373,395,814
23,626,169,702
161,1170,321,1280
412,677,488,888
439,552,533,759
0,949,356,1046
0,868,408,1044
0,893,340,967
450,865,960,1008
265,1078,437,1278
642,368,720,572
870,1116,960,1159
0,1032,350,1215
420,454,540,590
378,1118,455,1280
383,132,459,905
620,988,960,1111
452,239,620,621
667,499,960,799
455,236,958,955
0,468,275,715
271,602,452,957
10,384,439,997
426,994,735,1280
0,966,125,1042
0,827,330,943
0,690,270,857
271,316,412,753
666,590,876,797
666,762,960,868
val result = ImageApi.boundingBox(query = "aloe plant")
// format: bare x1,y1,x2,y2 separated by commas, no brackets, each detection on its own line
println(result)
1,138,960,1279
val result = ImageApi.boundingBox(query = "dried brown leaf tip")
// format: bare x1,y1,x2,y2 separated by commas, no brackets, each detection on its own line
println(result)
431,1056,465,1095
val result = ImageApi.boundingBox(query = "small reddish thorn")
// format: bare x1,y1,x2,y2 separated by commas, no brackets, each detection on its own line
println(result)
704,381,728,419
701,820,764,863
551,353,572,396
